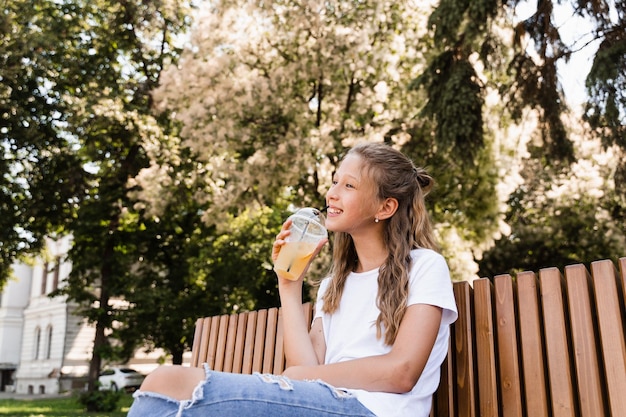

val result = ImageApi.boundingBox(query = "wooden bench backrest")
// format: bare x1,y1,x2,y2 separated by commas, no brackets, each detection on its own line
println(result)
191,303,313,374
191,258,626,417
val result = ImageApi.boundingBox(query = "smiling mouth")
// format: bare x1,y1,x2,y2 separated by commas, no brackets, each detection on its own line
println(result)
327,207,342,215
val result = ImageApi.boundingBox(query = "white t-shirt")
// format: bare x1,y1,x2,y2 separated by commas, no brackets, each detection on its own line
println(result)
314,248,458,417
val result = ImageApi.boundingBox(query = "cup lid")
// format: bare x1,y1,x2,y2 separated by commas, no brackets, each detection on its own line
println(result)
291,207,327,237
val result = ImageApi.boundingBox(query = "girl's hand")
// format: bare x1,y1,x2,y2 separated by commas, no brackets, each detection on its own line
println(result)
271,219,292,264
272,219,328,283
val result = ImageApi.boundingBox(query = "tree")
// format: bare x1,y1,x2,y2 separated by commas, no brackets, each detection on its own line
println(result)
116,156,300,364
59,0,192,396
1,0,89,286
423,0,625,275
479,153,625,276
147,0,503,280
4,0,308,390
425,0,624,162
2,0,194,401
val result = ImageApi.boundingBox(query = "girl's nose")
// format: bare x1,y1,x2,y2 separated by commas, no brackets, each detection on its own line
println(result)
326,186,337,202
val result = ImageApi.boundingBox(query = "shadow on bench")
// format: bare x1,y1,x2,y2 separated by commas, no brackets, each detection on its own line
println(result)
191,258,626,417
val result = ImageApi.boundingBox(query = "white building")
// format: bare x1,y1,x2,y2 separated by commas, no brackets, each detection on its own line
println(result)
0,263,32,392
0,236,178,394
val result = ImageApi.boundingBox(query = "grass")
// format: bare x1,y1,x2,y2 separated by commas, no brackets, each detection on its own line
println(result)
0,394,133,417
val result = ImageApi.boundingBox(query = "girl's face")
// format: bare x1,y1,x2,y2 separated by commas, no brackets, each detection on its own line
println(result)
325,154,380,235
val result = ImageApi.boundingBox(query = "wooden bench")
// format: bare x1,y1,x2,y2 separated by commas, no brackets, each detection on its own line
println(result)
191,258,626,417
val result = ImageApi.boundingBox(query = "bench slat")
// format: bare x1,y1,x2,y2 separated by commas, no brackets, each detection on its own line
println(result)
494,275,523,417
431,340,453,417
191,318,204,367
206,316,220,370
590,260,626,416
617,258,626,302
242,310,257,374
231,311,248,373
223,314,239,372
452,281,476,417
473,279,498,417
252,309,268,373
213,315,229,371
516,271,549,417
262,307,279,374
540,267,577,417
273,308,285,374
564,264,604,417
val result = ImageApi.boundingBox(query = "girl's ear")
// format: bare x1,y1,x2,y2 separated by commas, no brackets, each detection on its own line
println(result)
377,197,398,221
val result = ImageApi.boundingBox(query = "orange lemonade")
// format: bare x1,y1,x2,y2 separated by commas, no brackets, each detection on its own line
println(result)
273,241,317,281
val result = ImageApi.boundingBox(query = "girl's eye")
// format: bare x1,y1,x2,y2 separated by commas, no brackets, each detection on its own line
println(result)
346,183,355,189
332,180,338,185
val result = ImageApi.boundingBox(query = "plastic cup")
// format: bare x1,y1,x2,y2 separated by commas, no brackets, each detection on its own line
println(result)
273,207,327,281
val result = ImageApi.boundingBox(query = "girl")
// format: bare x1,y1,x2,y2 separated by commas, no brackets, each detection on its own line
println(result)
127,142,457,417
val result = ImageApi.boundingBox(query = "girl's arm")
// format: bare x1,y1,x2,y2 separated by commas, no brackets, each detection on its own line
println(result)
277,280,323,367
272,220,327,367
282,303,442,393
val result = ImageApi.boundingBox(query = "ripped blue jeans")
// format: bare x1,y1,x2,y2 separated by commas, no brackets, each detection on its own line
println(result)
127,364,377,417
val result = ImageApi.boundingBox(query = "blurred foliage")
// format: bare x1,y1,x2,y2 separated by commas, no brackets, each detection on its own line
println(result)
479,192,625,277
77,388,123,413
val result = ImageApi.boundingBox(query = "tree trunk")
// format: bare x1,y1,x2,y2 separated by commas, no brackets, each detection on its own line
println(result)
86,234,114,395
171,349,184,365
87,322,107,391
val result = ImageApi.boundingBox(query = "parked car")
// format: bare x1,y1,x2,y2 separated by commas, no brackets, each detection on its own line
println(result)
98,367,145,392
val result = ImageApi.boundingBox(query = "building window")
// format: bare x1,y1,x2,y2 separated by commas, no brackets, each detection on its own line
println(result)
34,327,41,360
41,262,49,295
45,325,53,359
52,257,61,291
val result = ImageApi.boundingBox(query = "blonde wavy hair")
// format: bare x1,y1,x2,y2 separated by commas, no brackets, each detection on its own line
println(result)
322,142,438,345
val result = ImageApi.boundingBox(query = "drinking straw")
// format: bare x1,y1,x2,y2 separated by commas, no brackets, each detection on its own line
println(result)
286,219,310,273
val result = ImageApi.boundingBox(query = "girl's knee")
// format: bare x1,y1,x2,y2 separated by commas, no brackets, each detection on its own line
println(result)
140,365,205,400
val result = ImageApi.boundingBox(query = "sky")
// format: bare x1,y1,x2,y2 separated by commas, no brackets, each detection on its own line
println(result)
515,1,601,108
553,4,601,107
